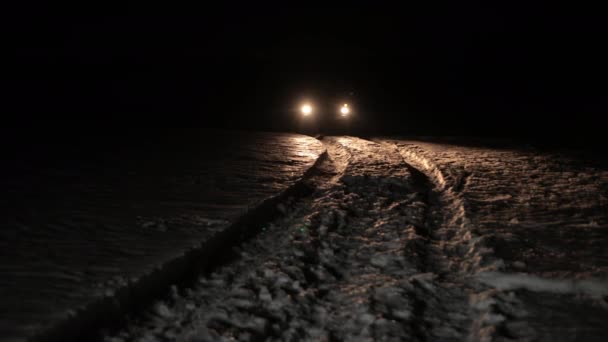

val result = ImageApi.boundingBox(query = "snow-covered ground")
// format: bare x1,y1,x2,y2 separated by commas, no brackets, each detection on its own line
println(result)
0,131,324,342
104,136,442,341
4,133,606,341
105,137,608,342
385,139,608,341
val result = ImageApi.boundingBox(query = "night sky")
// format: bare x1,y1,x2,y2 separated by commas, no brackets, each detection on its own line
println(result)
5,2,607,142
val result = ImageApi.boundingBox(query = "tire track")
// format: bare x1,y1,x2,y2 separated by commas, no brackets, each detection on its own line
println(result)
105,137,444,341
387,140,608,342
381,140,474,341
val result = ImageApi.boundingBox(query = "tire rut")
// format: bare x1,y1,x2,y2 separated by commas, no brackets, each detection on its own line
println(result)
381,140,474,341
106,137,465,342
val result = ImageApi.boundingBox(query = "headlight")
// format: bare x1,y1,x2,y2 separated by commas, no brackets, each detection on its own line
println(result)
301,104,313,116
340,104,350,116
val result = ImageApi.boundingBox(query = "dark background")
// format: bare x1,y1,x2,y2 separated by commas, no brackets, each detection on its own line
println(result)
4,2,607,146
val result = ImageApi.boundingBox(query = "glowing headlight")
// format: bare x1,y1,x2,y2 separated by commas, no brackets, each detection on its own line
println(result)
340,104,350,116
301,104,313,116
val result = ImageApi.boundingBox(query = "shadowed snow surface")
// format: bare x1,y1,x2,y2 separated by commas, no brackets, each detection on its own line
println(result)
0,131,323,341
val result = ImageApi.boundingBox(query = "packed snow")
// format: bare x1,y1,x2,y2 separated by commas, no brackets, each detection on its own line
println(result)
108,137,607,342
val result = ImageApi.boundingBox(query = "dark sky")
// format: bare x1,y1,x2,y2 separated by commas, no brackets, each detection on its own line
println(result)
5,2,607,139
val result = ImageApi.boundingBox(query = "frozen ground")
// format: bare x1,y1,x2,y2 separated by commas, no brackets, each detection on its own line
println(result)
385,139,608,341
106,137,608,342
0,131,324,342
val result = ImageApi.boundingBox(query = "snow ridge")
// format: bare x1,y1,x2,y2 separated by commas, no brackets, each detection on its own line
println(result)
384,140,511,341
387,141,505,275
26,138,327,342
396,144,448,191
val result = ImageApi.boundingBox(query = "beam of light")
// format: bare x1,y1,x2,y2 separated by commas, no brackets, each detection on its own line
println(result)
289,136,321,159
301,104,313,116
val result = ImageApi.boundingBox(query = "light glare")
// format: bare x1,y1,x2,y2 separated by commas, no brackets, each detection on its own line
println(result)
340,105,350,116
301,104,312,116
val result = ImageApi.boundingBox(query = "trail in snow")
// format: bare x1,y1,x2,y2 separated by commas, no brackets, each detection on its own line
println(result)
106,137,471,341
104,137,608,342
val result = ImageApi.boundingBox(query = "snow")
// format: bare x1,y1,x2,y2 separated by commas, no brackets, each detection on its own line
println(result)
0,131,324,341
105,137,441,341
478,271,608,298
6,134,607,341
383,138,608,342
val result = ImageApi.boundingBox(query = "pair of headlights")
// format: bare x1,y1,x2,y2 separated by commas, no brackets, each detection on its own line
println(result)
301,103,351,117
